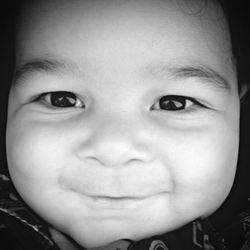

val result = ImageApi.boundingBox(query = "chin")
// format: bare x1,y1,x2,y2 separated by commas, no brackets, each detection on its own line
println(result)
66,218,179,249
65,222,152,248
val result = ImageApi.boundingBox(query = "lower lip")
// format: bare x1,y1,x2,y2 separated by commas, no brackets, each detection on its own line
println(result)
85,193,164,210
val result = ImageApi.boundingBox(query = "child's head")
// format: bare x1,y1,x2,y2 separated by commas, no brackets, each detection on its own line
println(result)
6,0,246,248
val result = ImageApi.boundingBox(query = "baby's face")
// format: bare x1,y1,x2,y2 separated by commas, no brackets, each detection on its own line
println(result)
7,0,240,248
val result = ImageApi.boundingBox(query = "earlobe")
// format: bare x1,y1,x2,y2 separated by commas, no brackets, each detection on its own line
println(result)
240,83,249,102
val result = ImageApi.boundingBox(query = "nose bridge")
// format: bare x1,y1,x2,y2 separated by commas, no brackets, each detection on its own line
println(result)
77,112,150,166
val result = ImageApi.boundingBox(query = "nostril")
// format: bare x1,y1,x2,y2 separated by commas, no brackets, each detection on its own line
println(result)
75,123,152,167
92,148,138,167
76,142,150,167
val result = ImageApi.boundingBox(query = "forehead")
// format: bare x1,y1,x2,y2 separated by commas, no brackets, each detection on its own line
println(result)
15,0,236,89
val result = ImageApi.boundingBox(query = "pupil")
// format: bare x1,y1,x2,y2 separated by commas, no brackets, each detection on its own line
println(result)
155,247,165,250
160,96,185,111
51,92,76,107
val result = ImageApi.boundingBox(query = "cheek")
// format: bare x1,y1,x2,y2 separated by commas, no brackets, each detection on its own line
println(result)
8,130,55,177
181,127,238,187
6,119,66,201
154,118,239,212
6,119,76,229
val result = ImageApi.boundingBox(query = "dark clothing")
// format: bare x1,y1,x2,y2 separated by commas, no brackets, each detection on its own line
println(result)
0,174,59,250
1,174,250,250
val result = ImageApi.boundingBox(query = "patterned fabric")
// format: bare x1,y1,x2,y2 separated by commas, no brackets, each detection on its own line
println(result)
1,174,250,250
0,174,59,250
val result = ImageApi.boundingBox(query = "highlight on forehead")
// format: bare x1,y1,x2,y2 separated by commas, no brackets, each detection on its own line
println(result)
17,0,228,22
14,0,235,89
16,0,228,31
16,0,233,59
15,0,231,50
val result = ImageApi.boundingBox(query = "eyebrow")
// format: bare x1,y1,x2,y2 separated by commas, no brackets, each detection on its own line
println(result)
172,66,231,90
13,58,78,85
13,58,232,90
149,64,232,90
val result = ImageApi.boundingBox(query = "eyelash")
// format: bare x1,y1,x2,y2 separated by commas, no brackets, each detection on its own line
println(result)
33,91,207,112
34,91,85,109
152,95,207,111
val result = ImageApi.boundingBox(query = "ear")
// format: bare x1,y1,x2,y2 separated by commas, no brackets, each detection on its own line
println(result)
240,83,249,103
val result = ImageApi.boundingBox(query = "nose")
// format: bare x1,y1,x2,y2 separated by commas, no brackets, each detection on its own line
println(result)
76,117,151,167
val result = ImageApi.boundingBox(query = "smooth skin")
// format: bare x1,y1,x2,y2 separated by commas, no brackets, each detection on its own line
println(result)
7,0,241,248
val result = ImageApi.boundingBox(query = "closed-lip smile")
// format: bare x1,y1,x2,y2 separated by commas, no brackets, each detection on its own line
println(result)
84,193,166,210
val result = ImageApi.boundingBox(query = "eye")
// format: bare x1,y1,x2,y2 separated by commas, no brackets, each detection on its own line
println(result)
153,95,205,111
35,91,85,108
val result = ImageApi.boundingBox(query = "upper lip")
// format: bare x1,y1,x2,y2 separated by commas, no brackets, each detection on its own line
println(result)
77,192,168,209
86,194,155,209
86,191,166,200
90,195,147,200
69,187,168,201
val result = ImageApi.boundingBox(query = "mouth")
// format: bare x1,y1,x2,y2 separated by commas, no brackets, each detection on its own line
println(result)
84,193,165,210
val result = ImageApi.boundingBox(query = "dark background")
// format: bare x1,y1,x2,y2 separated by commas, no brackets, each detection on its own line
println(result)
0,0,250,232
0,2,15,176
